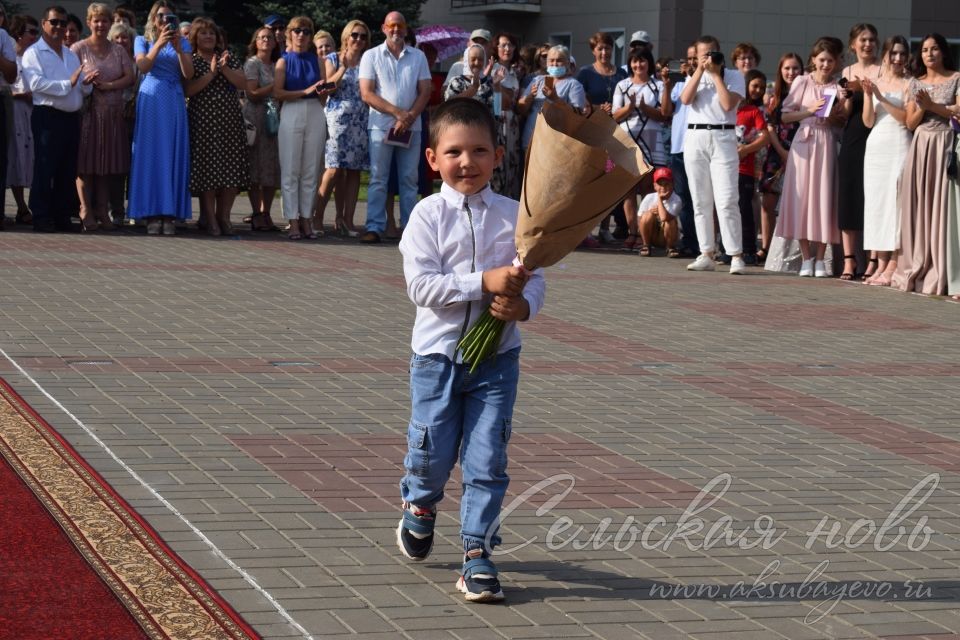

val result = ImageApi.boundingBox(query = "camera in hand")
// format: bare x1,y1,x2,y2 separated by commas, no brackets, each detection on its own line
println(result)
837,77,848,89
164,14,178,29
708,51,725,67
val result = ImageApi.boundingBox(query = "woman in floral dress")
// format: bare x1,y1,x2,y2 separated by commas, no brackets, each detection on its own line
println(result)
314,19,370,236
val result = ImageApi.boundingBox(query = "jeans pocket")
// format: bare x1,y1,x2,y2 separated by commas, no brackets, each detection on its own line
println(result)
404,422,430,478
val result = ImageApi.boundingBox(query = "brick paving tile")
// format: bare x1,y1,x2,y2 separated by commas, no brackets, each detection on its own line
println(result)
3,208,960,639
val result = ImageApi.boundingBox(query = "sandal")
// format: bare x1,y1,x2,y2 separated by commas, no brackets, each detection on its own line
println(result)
15,208,32,225
620,233,637,252
667,247,681,258
638,244,652,257
839,254,857,281
861,257,878,281
755,246,767,263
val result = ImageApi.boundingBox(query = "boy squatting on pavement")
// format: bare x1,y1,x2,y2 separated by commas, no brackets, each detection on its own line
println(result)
396,98,546,603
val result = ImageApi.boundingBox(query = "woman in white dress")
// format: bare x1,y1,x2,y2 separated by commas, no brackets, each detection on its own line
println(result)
862,35,912,286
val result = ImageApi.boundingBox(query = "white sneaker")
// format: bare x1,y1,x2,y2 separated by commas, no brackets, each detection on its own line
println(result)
162,220,176,236
729,255,747,275
146,219,161,235
598,228,615,244
814,260,829,278
799,259,814,277
687,254,716,271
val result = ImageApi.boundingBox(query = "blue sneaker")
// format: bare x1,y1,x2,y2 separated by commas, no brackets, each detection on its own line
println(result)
396,503,435,561
456,549,504,603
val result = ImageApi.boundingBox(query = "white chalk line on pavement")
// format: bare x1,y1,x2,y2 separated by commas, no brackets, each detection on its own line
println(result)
0,348,315,640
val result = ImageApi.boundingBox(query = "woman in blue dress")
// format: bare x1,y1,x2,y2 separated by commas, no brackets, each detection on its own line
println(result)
129,1,193,235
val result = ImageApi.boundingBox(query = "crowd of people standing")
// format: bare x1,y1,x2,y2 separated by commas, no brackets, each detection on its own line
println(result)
0,4,958,300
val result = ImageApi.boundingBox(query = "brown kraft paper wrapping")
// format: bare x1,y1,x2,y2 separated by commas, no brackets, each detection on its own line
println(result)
516,101,652,270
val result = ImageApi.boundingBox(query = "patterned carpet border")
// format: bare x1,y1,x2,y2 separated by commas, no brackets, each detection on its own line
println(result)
0,378,260,640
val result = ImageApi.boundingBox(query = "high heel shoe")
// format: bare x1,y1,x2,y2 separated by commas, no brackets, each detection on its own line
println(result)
336,218,358,238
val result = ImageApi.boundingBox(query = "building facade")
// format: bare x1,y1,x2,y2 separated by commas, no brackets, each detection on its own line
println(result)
420,0,960,77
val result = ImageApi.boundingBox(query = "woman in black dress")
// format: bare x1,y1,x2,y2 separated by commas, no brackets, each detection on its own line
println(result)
837,23,880,280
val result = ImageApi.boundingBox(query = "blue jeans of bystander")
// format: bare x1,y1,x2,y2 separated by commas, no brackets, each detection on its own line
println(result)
366,129,422,235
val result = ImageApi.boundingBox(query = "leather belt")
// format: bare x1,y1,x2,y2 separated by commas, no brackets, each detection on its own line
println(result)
687,124,735,130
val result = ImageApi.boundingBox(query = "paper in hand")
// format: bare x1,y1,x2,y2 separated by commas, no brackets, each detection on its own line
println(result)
814,87,837,118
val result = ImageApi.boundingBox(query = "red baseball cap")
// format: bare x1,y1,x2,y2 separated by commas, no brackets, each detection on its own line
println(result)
653,167,674,183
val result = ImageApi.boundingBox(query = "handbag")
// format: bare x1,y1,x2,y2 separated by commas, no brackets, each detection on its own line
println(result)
264,98,280,136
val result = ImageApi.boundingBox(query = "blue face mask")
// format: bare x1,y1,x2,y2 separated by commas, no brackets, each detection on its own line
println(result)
546,65,566,77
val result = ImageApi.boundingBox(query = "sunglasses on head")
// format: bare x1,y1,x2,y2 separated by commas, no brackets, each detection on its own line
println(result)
46,18,68,27
350,32,368,40
291,27,311,36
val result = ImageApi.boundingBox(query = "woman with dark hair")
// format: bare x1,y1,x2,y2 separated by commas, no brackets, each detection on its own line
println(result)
612,47,672,252
837,23,881,280
774,36,846,277
128,0,193,235
243,26,280,231
72,2,135,232
759,52,803,263
861,35,911,286
892,33,960,295
185,17,249,236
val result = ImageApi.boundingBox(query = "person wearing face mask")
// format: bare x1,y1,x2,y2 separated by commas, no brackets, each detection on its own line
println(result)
516,44,586,151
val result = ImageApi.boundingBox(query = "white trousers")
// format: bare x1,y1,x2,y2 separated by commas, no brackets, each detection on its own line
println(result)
683,129,742,255
278,99,326,220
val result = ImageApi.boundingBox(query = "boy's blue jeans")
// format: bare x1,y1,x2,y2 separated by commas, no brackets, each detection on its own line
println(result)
401,347,520,553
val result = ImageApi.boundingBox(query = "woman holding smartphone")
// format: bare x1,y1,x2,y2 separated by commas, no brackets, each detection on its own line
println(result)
128,0,193,235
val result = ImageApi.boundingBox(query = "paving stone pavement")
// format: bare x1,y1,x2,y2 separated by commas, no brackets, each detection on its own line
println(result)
2,200,960,639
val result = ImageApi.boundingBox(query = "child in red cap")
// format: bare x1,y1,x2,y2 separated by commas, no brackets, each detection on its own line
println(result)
637,167,683,256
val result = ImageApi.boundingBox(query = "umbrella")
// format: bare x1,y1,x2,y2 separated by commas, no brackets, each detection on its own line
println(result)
414,24,470,63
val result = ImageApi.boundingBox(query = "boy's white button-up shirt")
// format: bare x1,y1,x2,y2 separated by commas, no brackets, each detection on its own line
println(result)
399,183,546,360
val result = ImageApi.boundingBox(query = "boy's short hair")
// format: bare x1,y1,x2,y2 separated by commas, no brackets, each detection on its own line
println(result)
429,98,498,150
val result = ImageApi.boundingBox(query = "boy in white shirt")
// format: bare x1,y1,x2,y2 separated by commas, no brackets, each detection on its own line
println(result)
397,97,546,603
637,167,682,256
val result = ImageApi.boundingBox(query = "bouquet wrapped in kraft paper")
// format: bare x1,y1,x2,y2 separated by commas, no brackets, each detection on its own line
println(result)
458,102,651,371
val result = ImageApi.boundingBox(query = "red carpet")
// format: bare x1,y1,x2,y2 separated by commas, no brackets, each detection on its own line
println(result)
0,455,149,639
0,378,260,640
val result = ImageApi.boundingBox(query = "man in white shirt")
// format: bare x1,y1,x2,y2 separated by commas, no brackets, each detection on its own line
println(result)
21,6,96,232
680,34,746,274
358,11,432,243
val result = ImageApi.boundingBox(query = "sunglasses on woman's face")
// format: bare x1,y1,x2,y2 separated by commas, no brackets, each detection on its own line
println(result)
26,28,39,35
350,32,368,40
291,28,311,36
